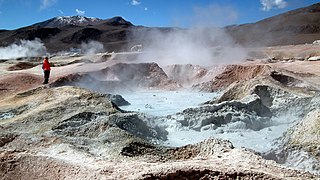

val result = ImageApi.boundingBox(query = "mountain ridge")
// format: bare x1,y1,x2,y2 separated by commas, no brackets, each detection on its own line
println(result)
32,16,133,28
0,3,320,53
32,16,103,28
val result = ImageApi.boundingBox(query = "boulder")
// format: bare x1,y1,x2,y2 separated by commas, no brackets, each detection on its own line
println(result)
308,56,320,61
105,94,130,106
312,40,320,45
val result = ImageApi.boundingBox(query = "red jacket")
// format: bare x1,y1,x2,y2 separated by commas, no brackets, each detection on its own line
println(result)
42,59,51,71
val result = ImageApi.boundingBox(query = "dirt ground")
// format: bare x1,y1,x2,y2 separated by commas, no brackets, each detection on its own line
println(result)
0,45,320,179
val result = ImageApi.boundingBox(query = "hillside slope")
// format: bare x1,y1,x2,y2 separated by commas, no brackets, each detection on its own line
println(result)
225,3,320,46
0,16,137,53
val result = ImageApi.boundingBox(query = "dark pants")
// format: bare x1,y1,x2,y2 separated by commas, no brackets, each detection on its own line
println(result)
43,70,50,84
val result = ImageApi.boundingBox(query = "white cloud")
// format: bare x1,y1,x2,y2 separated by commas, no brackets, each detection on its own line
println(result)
130,0,148,12
131,0,141,6
260,0,288,11
58,9,63,15
40,0,57,10
76,9,85,16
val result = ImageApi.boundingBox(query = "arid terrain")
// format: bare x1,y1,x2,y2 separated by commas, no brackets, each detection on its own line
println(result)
0,43,320,179
1,2,320,179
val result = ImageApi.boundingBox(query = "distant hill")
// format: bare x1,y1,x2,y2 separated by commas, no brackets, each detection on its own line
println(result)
0,16,137,53
0,3,320,53
225,3,320,46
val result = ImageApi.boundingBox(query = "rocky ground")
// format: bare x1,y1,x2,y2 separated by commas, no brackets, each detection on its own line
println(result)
0,45,320,179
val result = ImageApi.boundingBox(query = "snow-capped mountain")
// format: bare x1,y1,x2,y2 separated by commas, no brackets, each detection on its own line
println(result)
33,16,103,28
33,16,133,28
0,15,136,52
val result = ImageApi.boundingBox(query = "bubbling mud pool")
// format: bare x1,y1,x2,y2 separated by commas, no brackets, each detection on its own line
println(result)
119,90,218,116
118,90,297,153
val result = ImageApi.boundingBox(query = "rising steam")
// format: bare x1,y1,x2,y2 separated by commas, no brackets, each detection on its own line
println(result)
81,41,104,55
0,39,47,60
130,27,247,67
129,4,247,67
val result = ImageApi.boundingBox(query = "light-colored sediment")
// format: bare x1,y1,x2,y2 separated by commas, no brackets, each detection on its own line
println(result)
1,46,320,179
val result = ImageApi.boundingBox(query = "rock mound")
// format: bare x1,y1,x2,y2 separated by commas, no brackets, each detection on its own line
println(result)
0,73,42,97
0,86,164,157
141,169,276,180
264,95,320,174
163,64,209,86
195,64,271,92
196,63,319,174
0,86,317,179
51,62,181,93
98,62,178,88
7,62,37,71
166,94,272,131
105,94,130,106
209,65,316,117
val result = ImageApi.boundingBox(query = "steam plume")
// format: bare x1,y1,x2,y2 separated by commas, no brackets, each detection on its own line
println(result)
81,41,104,55
130,27,246,67
129,4,247,67
0,39,47,59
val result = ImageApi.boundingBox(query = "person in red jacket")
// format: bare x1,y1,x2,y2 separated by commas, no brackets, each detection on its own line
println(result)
42,57,51,84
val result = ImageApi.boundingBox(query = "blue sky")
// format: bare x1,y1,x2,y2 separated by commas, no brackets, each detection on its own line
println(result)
0,0,318,30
